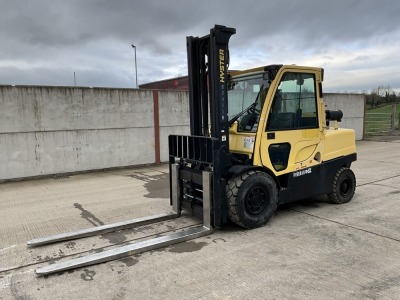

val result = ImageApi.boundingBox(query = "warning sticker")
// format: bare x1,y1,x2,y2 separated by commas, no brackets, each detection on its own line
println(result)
243,137,255,149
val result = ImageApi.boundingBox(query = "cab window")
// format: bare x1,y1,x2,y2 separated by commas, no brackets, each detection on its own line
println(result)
267,73,318,131
228,75,269,132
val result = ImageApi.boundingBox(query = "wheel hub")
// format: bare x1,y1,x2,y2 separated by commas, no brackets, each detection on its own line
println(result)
340,178,352,196
246,186,269,215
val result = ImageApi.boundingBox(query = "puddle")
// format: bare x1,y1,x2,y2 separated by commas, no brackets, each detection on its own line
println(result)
125,173,168,198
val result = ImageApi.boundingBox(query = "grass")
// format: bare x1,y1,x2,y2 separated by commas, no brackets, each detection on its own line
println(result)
367,103,400,113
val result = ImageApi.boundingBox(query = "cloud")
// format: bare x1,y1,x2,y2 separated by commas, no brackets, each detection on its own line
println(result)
0,0,399,92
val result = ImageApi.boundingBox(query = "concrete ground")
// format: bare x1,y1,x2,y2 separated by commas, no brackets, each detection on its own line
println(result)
1,139,400,300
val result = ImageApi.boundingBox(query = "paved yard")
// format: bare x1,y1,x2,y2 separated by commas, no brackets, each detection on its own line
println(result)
1,139,400,300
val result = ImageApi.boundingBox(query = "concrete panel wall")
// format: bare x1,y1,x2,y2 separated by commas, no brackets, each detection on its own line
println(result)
0,86,155,180
0,128,154,178
0,86,364,180
0,87,155,132
325,93,365,140
158,90,190,161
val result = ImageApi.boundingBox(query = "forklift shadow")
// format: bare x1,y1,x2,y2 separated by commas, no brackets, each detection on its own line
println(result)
281,195,332,209
219,195,332,232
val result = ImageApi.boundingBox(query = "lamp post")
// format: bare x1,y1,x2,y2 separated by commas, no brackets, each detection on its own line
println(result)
131,44,138,88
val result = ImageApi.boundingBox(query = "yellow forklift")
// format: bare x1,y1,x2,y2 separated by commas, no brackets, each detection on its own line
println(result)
29,25,356,275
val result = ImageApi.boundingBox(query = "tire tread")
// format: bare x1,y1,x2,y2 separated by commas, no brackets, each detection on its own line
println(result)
227,170,278,229
328,167,356,204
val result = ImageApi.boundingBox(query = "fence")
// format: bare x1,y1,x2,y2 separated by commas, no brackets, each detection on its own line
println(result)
365,105,399,136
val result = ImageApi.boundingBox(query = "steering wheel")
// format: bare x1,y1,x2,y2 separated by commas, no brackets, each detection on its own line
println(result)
248,106,261,115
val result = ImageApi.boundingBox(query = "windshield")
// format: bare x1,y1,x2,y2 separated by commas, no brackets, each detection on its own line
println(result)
228,74,269,132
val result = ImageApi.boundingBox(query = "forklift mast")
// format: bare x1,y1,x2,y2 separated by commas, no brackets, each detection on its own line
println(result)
169,25,236,228
187,25,236,141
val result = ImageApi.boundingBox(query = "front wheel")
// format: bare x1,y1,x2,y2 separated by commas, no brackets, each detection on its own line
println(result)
227,171,278,229
328,167,356,204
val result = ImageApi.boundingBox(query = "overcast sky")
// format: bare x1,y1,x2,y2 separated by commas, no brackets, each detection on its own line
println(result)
1,0,399,93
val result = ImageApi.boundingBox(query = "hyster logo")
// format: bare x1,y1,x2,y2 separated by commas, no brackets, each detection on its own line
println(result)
293,168,312,178
219,49,225,83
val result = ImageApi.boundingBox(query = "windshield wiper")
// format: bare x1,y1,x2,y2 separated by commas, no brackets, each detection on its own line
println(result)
228,102,256,127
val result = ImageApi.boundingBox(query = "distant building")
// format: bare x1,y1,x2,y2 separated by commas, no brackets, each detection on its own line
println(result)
140,71,238,91
139,76,189,90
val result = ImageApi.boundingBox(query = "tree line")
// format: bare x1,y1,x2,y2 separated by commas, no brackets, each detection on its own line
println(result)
365,85,400,109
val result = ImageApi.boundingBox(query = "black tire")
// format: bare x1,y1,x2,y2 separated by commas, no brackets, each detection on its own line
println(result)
227,171,278,229
328,167,356,204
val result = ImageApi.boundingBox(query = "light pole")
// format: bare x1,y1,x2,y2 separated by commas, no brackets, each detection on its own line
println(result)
131,44,138,88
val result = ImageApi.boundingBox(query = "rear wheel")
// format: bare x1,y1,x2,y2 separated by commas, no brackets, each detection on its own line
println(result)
227,171,278,229
328,167,356,204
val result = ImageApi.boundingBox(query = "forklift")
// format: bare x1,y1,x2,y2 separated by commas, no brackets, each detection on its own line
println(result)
28,25,356,275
